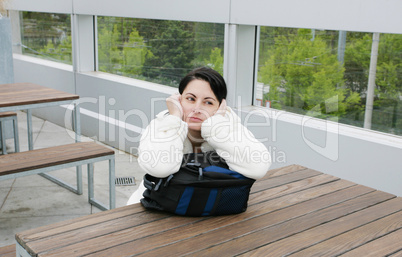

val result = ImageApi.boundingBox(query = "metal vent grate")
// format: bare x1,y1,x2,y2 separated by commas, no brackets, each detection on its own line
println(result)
115,177,136,186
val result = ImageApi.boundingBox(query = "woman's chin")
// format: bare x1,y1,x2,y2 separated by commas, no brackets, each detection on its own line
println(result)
187,123,202,132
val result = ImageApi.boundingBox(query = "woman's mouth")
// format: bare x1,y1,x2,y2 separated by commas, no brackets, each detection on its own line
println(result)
189,116,203,122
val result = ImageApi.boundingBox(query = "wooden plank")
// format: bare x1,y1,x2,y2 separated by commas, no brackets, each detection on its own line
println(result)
0,142,114,175
251,168,322,193
260,164,307,179
146,190,394,257
0,112,17,117
388,250,402,257
25,211,177,256
240,196,402,256
0,244,16,257
249,173,339,203
340,228,402,257
76,183,370,257
0,83,78,107
37,214,201,257
16,204,145,244
290,210,402,256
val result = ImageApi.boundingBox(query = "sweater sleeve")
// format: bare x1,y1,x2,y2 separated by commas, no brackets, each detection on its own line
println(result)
201,107,271,180
137,111,188,178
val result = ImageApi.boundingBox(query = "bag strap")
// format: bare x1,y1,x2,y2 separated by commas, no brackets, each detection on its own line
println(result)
143,173,175,191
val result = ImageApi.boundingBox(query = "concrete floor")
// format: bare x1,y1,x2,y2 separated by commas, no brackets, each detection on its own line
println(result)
0,111,144,247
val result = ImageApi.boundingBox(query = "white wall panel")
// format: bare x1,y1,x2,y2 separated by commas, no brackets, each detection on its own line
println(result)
230,0,402,34
75,72,176,153
12,54,75,129
73,0,230,23
12,54,74,92
6,0,73,14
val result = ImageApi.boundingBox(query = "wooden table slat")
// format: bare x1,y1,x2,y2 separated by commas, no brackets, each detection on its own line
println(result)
339,228,402,257
0,111,17,117
0,244,16,257
260,164,307,179
17,204,145,242
251,168,322,192
290,211,402,256
388,250,402,257
251,173,340,201
26,212,176,256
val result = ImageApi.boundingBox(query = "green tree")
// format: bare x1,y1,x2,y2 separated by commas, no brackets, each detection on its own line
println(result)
193,23,224,64
376,33,402,100
261,28,360,117
22,12,71,61
41,35,72,64
343,33,372,94
121,30,149,76
138,20,196,85
342,32,402,133
205,47,223,75
98,24,122,73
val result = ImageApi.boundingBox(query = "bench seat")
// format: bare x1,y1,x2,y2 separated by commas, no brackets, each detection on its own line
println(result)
0,244,15,257
0,142,115,210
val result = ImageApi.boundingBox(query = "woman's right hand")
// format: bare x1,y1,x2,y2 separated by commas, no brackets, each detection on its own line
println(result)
166,93,183,119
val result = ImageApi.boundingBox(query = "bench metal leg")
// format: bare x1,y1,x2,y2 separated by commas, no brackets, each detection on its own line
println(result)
13,116,20,153
0,115,20,154
74,101,81,142
0,120,6,155
26,109,33,151
87,157,116,211
109,158,116,209
16,242,31,257
40,166,83,195
88,163,95,203
76,166,83,194
39,102,83,195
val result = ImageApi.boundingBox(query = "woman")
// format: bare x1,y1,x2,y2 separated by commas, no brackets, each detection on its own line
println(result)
127,67,271,205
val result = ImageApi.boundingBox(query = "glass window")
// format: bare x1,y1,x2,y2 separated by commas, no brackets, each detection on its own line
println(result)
19,11,72,64
256,27,402,136
97,17,224,87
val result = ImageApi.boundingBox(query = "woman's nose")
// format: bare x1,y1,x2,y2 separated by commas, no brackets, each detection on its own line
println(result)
192,102,203,113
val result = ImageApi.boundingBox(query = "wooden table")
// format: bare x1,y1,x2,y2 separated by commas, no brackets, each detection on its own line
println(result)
15,165,402,256
0,83,80,150
0,83,83,194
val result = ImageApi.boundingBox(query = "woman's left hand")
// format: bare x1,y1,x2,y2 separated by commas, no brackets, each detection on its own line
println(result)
214,99,227,117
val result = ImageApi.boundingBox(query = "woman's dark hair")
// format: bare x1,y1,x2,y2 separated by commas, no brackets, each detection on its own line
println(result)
179,67,227,104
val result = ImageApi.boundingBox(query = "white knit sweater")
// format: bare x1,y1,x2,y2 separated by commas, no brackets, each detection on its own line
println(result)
127,107,271,205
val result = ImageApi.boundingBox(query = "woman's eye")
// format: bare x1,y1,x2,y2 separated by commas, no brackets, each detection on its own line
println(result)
186,97,195,101
205,101,213,105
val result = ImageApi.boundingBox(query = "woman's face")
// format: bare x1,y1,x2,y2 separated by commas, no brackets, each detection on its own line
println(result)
181,79,220,132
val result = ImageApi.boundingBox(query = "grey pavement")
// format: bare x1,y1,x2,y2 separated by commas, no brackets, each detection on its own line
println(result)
0,111,144,247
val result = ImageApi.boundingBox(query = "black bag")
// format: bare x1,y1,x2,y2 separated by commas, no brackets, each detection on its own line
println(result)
140,151,256,216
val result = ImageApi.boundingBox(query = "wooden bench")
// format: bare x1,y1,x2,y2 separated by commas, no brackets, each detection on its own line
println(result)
0,244,15,257
0,142,115,210
0,112,19,155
